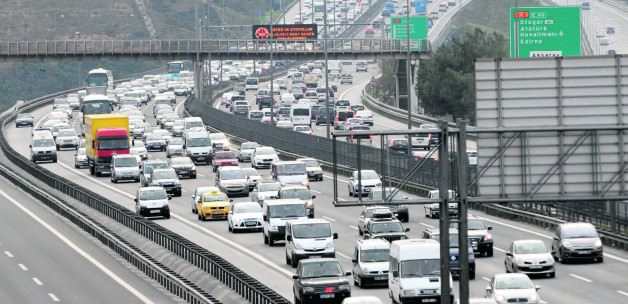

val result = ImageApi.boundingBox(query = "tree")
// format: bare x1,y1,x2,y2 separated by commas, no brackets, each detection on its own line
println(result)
417,28,507,123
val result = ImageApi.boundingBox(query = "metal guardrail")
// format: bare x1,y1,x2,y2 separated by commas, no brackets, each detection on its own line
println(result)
0,92,290,304
0,39,430,59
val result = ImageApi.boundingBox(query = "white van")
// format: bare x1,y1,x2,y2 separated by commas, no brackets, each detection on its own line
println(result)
30,132,57,163
291,103,311,126
285,218,337,267
184,130,212,164
389,239,454,304
183,117,205,133
271,161,308,187
424,189,458,218
262,199,307,246
245,77,259,90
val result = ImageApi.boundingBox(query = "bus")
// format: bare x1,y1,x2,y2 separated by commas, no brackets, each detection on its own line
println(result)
86,68,114,92
167,60,193,80
291,102,312,126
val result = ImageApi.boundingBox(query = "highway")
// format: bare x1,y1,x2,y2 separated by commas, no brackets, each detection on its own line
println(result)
0,175,179,304
8,96,628,303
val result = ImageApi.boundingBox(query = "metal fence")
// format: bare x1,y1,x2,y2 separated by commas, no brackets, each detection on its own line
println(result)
0,91,290,304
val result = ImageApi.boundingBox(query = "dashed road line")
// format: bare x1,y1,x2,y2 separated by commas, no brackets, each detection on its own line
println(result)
569,273,592,283
321,216,336,222
493,247,508,253
48,293,60,302
349,225,358,231
336,252,352,260
617,290,628,297
33,277,43,286
18,263,28,271
481,276,490,282
4,250,14,258
419,223,434,228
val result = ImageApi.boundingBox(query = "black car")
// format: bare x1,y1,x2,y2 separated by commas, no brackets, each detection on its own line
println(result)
315,111,335,126
293,258,351,304
363,219,409,242
256,95,273,110
422,228,476,280
147,168,182,197
350,105,365,112
551,222,603,263
168,156,197,179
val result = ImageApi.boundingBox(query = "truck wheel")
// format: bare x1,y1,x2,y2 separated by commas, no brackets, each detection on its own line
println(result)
486,247,494,257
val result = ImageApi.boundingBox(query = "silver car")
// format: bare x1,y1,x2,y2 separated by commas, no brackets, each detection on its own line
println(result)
238,141,259,162
166,137,185,158
74,148,89,168
505,240,555,278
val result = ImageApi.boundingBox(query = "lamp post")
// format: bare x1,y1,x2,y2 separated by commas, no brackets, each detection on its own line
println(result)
270,0,275,125
324,0,330,139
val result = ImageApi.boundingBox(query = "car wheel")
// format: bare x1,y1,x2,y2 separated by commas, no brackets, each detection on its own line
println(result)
268,236,274,246
486,247,494,257
291,254,298,268
263,233,268,244
163,211,171,219
192,208,197,214
228,223,232,232
198,213,203,221
294,295,301,304
549,272,556,278
558,249,567,264
596,256,604,263
285,251,291,265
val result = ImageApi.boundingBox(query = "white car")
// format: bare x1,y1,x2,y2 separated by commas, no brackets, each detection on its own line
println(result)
355,110,374,126
54,128,79,150
348,170,382,197
241,167,262,191
276,120,293,129
252,146,279,169
250,181,282,204
485,273,542,304
293,125,312,134
504,240,555,278
131,146,148,160
166,137,185,158
135,186,171,219
111,154,140,183
228,202,263,232
238,142,259,162
297,158,323,181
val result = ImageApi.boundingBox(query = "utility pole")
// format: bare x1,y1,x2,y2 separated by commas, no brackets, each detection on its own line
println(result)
438,121,451,304
324,0,330,139
270,0,275,125
406,0,412,130
457,120,470,304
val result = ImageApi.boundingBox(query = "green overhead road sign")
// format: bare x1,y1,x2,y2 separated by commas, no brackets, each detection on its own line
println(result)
509,6,581,58
390,15,428,40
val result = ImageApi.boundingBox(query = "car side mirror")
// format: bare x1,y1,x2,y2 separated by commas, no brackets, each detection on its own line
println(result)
263,215,268,221
553,236,560,241
286,235,292,242
506,252,513,257
229,199,234,203
392,270,399,277
405,228,410,232
133,198,137,202
535,285,541,291
344,271,351,276
351,258,357,263
333,233,338,239
29,144,32,148
312,195,316,199
487,226,493,231
485,286,492,294
292,274,299,279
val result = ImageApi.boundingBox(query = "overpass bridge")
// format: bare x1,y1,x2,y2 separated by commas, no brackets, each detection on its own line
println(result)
0,38,429,61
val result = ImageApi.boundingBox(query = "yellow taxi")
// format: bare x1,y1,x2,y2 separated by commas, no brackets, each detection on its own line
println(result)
196,187,231,221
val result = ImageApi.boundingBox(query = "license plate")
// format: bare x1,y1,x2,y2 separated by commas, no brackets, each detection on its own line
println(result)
245,221,257,226
375,276,387,280
320,294,334,299
578,250,591,255
150,210,161,214
529,265,542,269
422,299,437,303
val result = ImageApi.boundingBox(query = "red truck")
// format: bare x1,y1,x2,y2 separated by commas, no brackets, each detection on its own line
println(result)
84,114,130,176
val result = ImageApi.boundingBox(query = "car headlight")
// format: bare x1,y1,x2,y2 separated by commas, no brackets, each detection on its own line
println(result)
269,225,279,231
325,242,334,249
402,289,417,297
302,287,315,293
191,165,196,171
338,284,350,291
529,293,539,304
495,295,506,304
375,183,382,187
563,241,575,250
594,239,602,249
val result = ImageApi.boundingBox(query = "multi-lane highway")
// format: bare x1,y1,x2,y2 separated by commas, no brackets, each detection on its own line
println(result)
8,94,628,303
0,175,179,304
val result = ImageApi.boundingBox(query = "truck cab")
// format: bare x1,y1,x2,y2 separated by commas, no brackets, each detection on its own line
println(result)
84,114,130,176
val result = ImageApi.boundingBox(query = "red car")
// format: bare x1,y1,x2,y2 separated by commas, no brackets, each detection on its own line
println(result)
212,151,238,172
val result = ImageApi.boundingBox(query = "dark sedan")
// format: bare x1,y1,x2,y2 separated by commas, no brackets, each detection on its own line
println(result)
293,258,351,304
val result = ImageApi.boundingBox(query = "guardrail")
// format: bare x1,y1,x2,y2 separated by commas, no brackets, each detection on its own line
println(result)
0,92,290,304
0,39,429,59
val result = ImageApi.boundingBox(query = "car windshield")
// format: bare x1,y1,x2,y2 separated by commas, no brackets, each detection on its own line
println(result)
300,159,319,167
187,137,210,147
115,157,137,167
221,170,243,180
301,261,343,278
233,203,261,213
276,163,306,175
215,151,236,159
256,147,276,155
139,189,167,200
292,223,331,239
258,182,282,192
280,188,312,200
171,158,192,166
186,121,204,129
495,276,534,290
241,142,259,150
269,204,305,218
152,170,177,180
562,226,598,238
355,171,379,180
202,193,228,202
33,138,55,147
169,138,184,145
514,242,547,254
370,222,402,234
209,133,227,141
468,219,486,230
401,259,440,278
58,129,76,137
360,249,389,263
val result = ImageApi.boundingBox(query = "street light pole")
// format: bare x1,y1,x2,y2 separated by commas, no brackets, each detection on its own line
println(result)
324,0,330,139
270,0,275,125
406,0,412,131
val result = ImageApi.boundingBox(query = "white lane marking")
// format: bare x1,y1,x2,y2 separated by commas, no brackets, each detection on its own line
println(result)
323,175,349,184
48,293,60,302
476,215,628,264
481,276,490,282
4,250,14,258
57,160,295,278
33,277,43,286
321,216,336,222
569,273,592,283
338,79,370,100
0,189,155,304
493,247,508,254
617,290,628,297
18,263,28,271
420,223,434,228
349,225,358,231
311,190,321,194
336,252,352,260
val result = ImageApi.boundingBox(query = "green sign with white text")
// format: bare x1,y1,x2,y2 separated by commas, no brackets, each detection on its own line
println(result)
509,6,581,58
390,15,428,40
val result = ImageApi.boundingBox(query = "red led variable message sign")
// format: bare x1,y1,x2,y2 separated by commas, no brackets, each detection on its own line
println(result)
513,11,530,19
252,24,318,40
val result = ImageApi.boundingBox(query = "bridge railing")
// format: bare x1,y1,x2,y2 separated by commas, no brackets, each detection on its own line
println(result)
0,39,430,56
